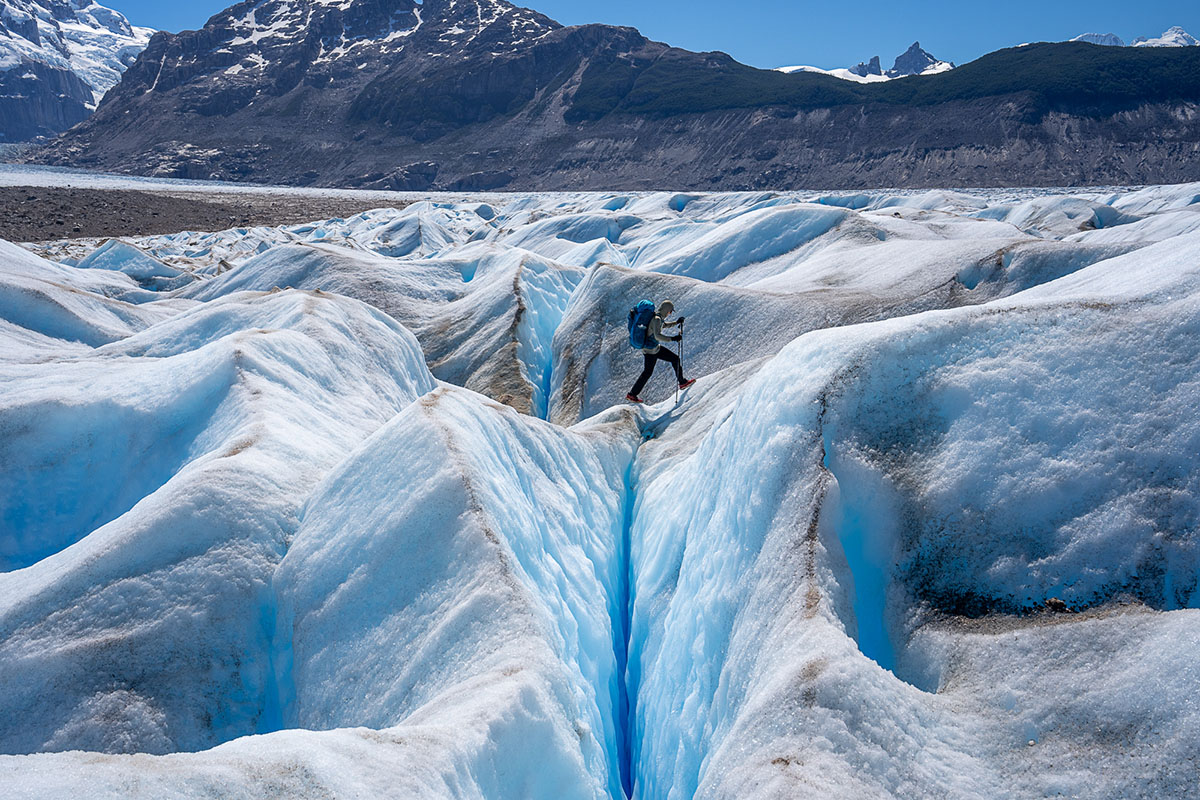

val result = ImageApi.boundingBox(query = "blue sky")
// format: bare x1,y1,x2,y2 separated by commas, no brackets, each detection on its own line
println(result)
105,0,1198,70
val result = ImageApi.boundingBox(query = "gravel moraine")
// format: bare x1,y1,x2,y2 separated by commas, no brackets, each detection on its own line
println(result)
0,186,404,242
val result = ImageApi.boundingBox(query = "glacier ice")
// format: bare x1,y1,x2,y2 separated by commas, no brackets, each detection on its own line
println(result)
626,230,1200,799
75,238,192,292
2,184,1200,798
0,287,437,756
276,388,639,797
182,240,583,416
0,238,171,353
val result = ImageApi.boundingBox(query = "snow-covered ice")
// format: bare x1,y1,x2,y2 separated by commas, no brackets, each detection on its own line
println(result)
2,182,1199,799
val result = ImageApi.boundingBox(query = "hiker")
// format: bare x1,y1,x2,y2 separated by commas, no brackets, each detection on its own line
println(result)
626,299,695,403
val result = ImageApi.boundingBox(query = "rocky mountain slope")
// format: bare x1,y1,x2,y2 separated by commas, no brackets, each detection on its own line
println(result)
25,0,1200,189
0,0,152,141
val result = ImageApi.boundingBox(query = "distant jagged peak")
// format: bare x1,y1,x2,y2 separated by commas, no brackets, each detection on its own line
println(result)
1070,32,1126,47
848,55,882,77
887,41,953,77
778,40,952,84
1132,26,1198,47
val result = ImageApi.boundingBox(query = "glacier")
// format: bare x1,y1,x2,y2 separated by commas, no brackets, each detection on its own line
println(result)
2,183,1199,799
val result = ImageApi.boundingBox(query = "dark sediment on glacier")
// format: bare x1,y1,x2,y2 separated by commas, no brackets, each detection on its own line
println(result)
0,187,401,242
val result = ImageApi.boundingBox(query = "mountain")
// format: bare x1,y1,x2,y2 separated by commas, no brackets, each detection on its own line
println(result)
849,55,883,77
1068,27,1197,49
1133,26,1199,47
1070,32,1126,47
887,41,954,76
0,0,152,141
779,42,953,83
24,0,1200,189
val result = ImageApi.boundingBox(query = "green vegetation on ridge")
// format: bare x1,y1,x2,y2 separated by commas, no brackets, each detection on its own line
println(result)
568,42,1200,121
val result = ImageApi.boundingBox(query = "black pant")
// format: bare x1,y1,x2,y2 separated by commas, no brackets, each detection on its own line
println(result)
631,348,683,396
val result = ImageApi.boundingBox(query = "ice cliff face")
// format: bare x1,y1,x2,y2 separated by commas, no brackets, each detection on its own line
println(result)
2,182,1200,797
0,0,152,140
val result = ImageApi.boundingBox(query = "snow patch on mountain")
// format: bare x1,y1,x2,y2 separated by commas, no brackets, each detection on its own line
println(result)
1071,32,1126,47
1133,26,1199,47
1069,26,1197,48
776,64,891,83
199,0,555,76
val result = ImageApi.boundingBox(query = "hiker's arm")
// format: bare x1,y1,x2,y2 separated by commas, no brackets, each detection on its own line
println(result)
662,319,682,329
651,318,677,343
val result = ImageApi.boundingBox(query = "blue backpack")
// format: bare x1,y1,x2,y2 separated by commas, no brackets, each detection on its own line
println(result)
628,300,657,350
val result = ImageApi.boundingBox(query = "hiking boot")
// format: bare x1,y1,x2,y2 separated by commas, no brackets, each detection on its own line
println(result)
626,393,644,404
678,378,696,389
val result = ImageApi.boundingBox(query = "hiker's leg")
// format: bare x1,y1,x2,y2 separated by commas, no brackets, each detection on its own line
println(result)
658,347,683,382
630,353,656,396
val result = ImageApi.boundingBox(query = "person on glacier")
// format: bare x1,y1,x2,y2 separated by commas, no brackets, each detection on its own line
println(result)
625,299,696,403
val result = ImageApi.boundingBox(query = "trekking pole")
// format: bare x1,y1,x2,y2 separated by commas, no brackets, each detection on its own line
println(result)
676,318,684,404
